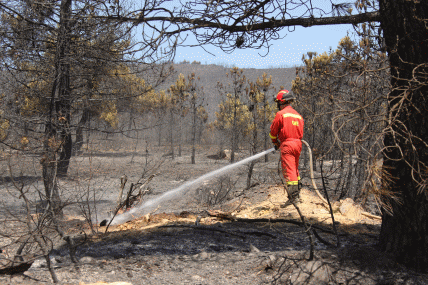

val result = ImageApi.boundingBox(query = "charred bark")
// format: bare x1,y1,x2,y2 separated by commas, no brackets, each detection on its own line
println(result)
74,108,91,155
57,127,72,177
379,0,428,271
42,0,72,212
191,97,197,164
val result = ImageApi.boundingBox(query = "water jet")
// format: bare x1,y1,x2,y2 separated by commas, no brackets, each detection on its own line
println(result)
104,148,276,225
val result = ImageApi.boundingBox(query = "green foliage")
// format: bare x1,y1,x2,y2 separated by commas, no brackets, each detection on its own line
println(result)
247,73,277,152
0,0,143,129
99,101,118,129
214,93,251,132
197,106,208,123
167,72,207,122
134,89,163,112
18,80,50,117
214,68,251,140
0,94,9,141
250,73,277,122
169,73,191,115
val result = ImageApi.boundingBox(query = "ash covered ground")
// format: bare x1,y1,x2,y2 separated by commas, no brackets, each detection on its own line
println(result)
0,145,426,284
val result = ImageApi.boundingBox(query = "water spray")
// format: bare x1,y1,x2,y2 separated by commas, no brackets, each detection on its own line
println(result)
104,148,276,226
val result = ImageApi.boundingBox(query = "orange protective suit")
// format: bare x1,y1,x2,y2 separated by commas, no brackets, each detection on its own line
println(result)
269,105,304,185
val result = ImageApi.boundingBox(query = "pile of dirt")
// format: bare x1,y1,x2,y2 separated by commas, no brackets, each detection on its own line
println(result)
230,186,380,223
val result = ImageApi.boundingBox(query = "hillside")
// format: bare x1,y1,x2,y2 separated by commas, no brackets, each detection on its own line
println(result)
155,63,297,121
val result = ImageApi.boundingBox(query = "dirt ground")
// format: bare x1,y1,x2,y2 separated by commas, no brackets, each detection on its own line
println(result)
0,146,427,284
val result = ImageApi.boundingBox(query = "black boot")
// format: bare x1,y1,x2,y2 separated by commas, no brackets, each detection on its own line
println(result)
289,184,302,203
280,185,301,208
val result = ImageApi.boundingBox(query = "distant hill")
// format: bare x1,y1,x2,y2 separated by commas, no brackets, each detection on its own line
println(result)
156,63,298,121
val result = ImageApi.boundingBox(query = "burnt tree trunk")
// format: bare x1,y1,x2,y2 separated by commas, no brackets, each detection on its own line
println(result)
55,0,72,177
247,100,258,189
230,95,238,164
57,127,72,176
178,115,182,157
73,108,91,155
42,0,72,212
157,112,163,146
379,0,428,271
191,96,197,164
169,108,175,159
263,95,269,162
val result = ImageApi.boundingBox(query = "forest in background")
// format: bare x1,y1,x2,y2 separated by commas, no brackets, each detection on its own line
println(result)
0,32,390,276
1,0,426,282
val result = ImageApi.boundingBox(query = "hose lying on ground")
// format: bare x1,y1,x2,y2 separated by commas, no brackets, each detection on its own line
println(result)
301,140,329,206
301,140,381,220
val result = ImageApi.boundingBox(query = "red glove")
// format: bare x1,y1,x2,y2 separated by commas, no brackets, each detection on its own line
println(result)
272,139,280,150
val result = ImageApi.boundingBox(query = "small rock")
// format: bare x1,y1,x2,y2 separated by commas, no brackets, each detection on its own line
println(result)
249,244,260,253
268,254,277,263
209,244,222,252
30,259,44,269
199,251,209,260
54,256,63,263
191,275,203,281
30,257,59,269
80,256,95,264
262,254,277,268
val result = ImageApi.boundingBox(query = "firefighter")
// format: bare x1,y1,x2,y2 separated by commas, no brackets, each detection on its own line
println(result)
269,90,304,205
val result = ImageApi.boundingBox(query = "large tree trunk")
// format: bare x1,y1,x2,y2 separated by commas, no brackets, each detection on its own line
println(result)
42,0,72,213
379,0,428,271
55,0,72,178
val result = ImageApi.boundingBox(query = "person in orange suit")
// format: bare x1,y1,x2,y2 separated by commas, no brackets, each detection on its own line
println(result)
269,90,304,205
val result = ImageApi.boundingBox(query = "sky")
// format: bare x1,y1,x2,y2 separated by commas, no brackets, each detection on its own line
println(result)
174,24,355,69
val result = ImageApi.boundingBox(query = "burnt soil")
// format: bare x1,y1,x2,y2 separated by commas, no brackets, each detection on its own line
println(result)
0,146,427,284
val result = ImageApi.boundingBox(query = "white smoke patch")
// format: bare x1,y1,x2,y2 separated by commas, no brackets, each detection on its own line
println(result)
109,148,276,225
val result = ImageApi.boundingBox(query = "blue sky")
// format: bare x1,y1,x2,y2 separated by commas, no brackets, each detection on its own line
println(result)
174,24,354,69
